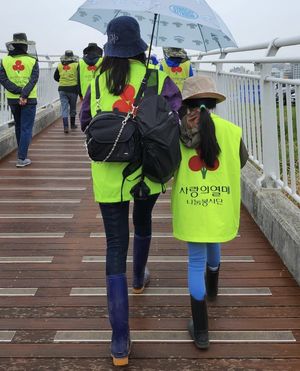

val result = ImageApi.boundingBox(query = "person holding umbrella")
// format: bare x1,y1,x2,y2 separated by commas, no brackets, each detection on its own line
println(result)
78,42,103,99
80,16,181,366
54,50,79,133
172,76,248,349
160,47,193,92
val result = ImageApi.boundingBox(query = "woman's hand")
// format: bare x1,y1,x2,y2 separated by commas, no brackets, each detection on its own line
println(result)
19,97,27,106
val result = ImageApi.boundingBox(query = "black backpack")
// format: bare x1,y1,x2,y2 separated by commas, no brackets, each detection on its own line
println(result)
133,81,181,184
85,69,181,199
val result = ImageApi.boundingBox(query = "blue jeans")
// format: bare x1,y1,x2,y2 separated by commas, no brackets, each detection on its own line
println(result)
188,242,221,300
10,104,36,160
99,194,159,275
59,91,78,118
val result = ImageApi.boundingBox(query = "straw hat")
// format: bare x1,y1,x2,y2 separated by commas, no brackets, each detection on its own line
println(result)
182,75,226,103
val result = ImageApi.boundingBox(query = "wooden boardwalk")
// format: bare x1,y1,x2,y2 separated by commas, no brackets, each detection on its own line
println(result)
0,118,299,371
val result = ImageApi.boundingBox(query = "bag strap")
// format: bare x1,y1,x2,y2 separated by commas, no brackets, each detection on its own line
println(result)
144,69,158,97
95,74,101,100
119,68,159,200
95,74,101,113
132,68,153,109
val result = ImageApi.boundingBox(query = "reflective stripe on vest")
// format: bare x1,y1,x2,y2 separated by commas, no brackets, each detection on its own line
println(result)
160,60,190,91
79,58,102,97
89,59,168,203
58,62,78,87
172,114,242,243
2,55,37,99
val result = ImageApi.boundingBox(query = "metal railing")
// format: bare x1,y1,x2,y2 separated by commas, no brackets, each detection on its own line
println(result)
0,51,59,128
191,36,300,204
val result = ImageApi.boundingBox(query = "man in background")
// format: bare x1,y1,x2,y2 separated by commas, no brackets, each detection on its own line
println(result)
160,47,193,92
54,50,79,133
0,33,39,167
78,43,102,99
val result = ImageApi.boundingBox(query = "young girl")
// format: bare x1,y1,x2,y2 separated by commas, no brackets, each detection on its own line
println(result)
172,76,248,349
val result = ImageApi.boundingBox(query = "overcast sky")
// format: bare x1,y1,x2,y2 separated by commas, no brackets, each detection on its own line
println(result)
0,0,299,59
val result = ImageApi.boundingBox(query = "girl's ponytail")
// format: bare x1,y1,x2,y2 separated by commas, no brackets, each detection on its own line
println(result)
184,98,221,167
198,101,221,167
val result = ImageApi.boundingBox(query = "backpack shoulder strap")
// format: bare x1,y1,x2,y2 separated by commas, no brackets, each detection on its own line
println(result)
95,74,101,100
133,68,152,108
145,68,158,96
94,74,101,114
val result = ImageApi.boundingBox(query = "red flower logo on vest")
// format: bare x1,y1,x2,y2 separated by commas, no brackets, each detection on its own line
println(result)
63,65,71,71
87,65,97,71
171,66,182,73
112,84,136,113
13,60,25,71
188,153,219,179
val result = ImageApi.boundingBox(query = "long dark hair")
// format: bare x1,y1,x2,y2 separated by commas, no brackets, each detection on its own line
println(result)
184,98,221,167
100,53,146,95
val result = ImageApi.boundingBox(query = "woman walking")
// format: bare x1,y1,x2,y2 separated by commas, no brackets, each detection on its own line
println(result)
172,75,248,349
54,50,79,133
80,16,181,366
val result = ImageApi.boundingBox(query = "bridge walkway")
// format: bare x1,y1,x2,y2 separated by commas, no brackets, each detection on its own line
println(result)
0,117,299,370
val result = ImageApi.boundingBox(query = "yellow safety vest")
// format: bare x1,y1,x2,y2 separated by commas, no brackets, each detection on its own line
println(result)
172,114,242,243
79,58,102,97
57,62,78,87
90,59,167,203
160,59,190,91
2,55,37,99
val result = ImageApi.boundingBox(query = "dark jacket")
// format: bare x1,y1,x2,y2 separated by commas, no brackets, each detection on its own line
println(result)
54,61,78,94
0,50,39,105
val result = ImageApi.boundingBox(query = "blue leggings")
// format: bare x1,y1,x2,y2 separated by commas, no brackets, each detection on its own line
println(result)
188,242,221,300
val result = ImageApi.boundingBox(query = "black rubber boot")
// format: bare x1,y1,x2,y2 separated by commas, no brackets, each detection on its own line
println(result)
206,264,220,301
132,234,151,294
70,116,77,129
188,296,209,349
106,274,131,367
63,117,69,133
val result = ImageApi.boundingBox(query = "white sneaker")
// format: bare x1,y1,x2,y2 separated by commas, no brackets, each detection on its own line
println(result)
16,158,32,167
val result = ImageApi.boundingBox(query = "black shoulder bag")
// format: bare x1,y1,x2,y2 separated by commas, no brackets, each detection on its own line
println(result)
84,70,152,163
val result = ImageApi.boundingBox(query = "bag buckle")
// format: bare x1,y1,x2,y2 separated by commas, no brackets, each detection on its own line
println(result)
131,104,138,118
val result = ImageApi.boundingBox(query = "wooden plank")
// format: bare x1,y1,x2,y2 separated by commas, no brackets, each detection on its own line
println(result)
0,317,299,331
1,343,300,358
0,296,300,307
1,306,300,320
0,266,290,278
0,358,298,371
0,277,296,288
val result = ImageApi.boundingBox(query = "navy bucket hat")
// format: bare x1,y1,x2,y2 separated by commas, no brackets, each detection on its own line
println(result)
104,16,147,58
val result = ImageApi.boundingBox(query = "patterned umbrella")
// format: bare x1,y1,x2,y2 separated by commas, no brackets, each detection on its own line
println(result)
70,0,237,52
